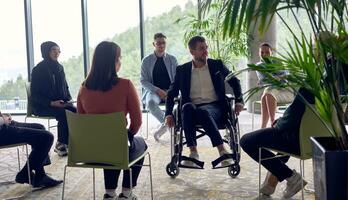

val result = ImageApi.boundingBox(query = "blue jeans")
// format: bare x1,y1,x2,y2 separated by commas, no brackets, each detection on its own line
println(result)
145,92,164,123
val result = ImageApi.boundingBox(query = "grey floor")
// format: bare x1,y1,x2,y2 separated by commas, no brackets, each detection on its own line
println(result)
0,111,315,200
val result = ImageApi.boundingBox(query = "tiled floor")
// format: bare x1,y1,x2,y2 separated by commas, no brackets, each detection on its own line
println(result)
0,112,315,200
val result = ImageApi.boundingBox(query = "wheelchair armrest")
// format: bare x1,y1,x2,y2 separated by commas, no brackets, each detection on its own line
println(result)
225,94,235,102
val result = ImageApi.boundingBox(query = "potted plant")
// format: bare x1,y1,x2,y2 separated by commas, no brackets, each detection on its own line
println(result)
201,0,348,199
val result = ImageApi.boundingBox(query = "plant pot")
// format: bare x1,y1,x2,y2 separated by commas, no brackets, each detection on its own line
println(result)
310,137,348,200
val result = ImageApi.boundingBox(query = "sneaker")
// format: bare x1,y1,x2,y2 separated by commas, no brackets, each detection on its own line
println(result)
283,170,307,199
154,124,168,141
182,152,200,167
103,193,117,200
54,142,68,157
260,172,278,196
32,174,63,189
219,150,233,167
118,192,137,200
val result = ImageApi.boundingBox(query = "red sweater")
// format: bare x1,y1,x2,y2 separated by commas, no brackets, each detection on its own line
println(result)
77,78,142,134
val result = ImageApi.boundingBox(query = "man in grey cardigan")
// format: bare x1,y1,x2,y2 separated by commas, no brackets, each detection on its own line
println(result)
141,33,178,141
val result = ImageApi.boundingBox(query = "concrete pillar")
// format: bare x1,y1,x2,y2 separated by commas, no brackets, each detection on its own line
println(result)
246,14,277,112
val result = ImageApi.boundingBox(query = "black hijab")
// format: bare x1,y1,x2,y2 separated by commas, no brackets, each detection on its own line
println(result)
40,41,69,100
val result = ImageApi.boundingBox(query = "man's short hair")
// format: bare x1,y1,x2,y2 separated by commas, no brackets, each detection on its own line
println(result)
188,35,206,49
154,33,166,40
259,42,272,49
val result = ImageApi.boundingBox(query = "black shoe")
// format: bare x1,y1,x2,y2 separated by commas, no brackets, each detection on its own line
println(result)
15,171,34,184
33,174,63,189
103,193,116,200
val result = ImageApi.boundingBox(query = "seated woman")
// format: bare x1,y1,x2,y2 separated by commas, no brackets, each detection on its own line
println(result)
256,43,294,128
240,88,313,198
0,112,62,188
77,41,146,200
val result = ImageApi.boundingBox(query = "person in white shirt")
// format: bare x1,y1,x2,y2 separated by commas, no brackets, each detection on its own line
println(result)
165,36,244,167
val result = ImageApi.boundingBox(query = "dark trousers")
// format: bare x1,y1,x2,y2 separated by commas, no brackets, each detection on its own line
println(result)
35,105,76,144
0,121,53,175
240,127,300,181
104,136,147,189
181,102,224,147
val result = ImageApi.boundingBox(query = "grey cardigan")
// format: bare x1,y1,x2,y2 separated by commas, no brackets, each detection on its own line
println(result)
140,52,178,102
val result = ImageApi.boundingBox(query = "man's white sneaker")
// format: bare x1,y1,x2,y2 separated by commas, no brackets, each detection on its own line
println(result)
283,169,307,199
260,172,278,196
154,124,168,141
182,152,199,167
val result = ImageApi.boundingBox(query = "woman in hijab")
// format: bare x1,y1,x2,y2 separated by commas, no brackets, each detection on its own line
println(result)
30,41,76,157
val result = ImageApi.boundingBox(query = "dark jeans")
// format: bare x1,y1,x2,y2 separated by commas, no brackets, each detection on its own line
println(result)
240,127,300,181
0,121,53,175
104,136,147,189
181,102,224,147
34,105,76,144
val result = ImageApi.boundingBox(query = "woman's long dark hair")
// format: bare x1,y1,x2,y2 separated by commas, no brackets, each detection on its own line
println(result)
84,41,121,91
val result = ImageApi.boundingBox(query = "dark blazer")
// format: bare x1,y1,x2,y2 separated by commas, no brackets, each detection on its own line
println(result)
165,58,243,116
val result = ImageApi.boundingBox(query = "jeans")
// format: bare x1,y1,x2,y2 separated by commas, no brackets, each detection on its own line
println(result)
104,136,147,189
145,92,165,123
34,105,76,144
0,121,53,175
240,127,300,181
181,102,224,147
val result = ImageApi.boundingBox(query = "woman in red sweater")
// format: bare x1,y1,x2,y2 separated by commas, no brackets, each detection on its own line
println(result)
77,41,146,200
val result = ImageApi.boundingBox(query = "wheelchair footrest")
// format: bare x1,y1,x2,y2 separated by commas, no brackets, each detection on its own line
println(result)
179,156,204,169
211,154,234,169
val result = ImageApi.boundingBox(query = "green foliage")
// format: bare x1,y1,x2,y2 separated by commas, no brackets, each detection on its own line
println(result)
0,75,26,100
177,0,248,69
218,0,348,149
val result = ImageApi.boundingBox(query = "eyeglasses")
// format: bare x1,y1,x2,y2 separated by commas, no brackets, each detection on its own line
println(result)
51,47,61,53
155,41,166,46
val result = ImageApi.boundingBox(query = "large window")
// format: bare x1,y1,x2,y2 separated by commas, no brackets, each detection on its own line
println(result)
0,0,27,111
143,0,195,64
88,0,141,91
31,0,84,99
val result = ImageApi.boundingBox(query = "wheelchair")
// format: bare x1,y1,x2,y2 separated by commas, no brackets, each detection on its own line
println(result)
165,94,241,178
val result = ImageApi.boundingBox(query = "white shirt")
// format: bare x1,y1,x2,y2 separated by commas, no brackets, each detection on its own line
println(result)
190,62,218,105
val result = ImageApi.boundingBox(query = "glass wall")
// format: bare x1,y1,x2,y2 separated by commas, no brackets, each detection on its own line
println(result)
31,0,84,99
276,9,313,56
143,0,195,65
88,0,141,91
0,0,27,111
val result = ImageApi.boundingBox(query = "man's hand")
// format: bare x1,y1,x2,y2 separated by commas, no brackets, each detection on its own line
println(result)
2,114,12,125
234,104,244,116
165,115,174,128
156,89,167,100
51,100,66,108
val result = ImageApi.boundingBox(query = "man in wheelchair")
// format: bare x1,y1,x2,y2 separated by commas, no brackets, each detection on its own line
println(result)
165,36,244,170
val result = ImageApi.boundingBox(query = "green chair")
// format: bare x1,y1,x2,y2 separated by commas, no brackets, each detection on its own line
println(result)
0,143,31,198
258,105,332,199
62,111,153,200
24,82,56,131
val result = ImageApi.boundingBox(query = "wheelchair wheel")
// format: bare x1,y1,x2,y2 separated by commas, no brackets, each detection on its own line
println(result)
166,163,180,178
228,163,240,178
